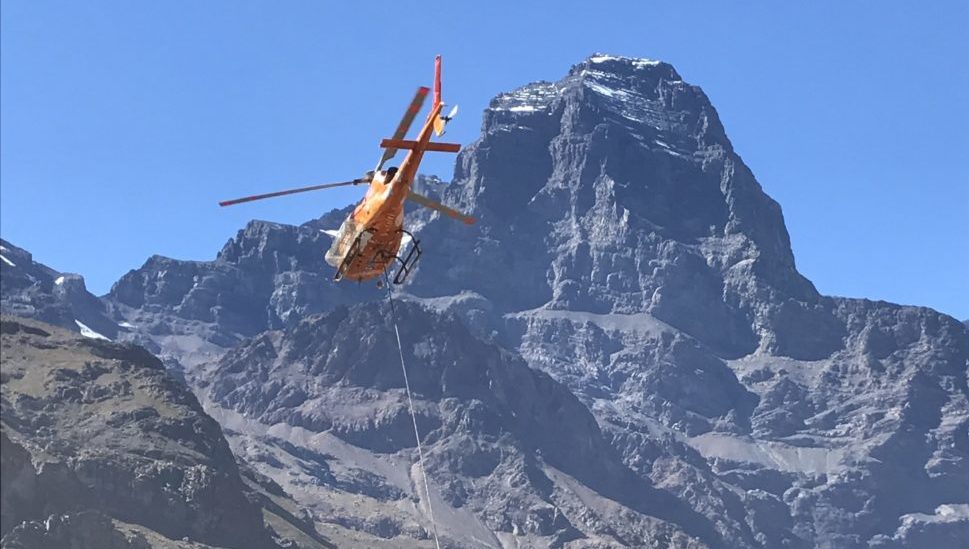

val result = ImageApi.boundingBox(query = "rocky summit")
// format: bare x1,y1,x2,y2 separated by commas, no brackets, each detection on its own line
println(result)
2,54,968,548
0,239,120,341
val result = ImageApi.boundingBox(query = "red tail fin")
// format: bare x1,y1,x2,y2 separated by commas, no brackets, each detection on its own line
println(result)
434,55,442,106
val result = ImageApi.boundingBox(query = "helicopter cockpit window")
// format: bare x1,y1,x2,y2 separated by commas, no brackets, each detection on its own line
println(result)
324,218,361,267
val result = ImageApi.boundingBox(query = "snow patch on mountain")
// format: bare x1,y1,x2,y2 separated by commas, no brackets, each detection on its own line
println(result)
589,54,662,68
74,319,110,340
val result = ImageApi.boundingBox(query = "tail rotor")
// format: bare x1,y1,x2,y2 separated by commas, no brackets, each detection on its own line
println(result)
435,104,459,136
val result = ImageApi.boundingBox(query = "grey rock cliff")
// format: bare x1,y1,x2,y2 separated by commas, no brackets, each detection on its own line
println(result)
106,218,378,361
407,54,829,360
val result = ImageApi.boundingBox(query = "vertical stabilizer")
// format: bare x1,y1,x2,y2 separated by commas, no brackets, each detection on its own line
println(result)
434,55,442,107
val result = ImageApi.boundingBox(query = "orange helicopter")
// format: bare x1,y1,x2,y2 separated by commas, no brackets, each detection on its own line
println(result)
219,56,474,285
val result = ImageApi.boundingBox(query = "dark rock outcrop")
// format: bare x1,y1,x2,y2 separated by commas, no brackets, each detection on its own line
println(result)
2,511,151,549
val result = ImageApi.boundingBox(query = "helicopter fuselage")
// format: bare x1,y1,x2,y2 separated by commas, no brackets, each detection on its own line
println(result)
325,170,406,282
325,102,441,282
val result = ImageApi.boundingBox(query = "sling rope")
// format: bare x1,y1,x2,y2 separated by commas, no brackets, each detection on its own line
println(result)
384,278,442,549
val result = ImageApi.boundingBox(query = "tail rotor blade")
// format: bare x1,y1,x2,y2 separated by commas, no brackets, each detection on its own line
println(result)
219,179,366,207
435,104,459,136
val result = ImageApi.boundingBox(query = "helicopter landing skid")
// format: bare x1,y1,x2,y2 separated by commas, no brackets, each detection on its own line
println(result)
390,229,421,285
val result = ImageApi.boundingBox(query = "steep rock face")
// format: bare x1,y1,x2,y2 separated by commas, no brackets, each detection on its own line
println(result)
107,218,377,349
0,317,279,549
203,301,716,548
102,218,378,374
407,55,833,359
0,239,119,340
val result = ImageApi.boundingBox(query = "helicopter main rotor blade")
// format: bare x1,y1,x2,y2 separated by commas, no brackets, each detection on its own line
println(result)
375,86,429,172
218,179,366,207
406,191,476,225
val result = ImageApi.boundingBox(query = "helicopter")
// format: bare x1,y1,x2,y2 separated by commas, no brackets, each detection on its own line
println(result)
219,56,474,286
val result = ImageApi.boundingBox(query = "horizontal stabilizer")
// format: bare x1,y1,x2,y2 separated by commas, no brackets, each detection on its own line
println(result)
320,229,340,239
407,191,476,225
380,139,460,153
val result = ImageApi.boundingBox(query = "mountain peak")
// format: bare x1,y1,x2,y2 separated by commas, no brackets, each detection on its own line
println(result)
487,54,686,120
576,53,677,76
484,52,727,166
426,54,821,353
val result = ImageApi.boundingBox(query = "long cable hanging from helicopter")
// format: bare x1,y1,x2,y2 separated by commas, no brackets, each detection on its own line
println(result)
383,271,442,549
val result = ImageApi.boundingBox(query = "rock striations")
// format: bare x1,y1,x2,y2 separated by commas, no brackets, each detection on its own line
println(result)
2,54,967,548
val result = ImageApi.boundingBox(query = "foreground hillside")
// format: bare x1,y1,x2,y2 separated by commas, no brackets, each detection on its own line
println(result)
0,316,277,547
0,316,360,549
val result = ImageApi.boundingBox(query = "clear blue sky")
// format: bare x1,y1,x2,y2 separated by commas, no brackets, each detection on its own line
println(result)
2,1,967,319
